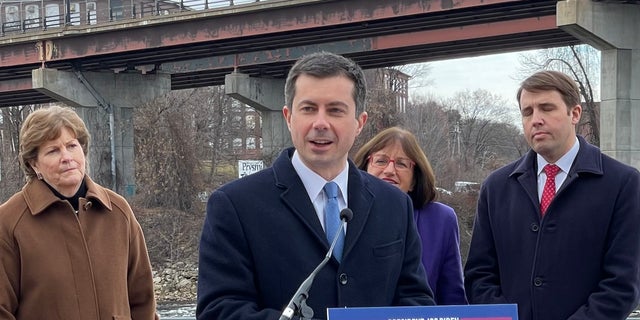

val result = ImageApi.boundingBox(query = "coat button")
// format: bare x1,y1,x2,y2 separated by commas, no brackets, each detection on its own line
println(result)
530,223,539,232
533,277,543,286
339,273,348,285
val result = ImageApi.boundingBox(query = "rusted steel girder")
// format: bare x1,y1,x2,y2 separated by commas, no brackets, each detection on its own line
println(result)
1,0,541,65
0,0,576,106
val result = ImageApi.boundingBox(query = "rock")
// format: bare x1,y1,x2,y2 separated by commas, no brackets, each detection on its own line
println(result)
153,262,198,303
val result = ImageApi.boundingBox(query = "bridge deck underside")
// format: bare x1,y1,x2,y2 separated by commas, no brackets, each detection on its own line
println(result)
0,0,579,107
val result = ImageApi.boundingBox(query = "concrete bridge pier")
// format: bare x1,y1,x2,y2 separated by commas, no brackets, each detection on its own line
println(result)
32,68,171,197
558,0,640,170
225,72,291,163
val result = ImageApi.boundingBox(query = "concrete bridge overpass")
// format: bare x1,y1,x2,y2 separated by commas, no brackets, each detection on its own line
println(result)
0,0,638,195
0,0,580,105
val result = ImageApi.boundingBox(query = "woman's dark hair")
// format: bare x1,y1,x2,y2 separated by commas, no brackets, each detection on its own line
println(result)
354,127,437,209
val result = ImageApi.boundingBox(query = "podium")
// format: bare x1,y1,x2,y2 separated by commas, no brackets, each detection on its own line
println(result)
327,304,518,320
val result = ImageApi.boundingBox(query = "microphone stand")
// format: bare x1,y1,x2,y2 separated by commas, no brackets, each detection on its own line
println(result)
279,209,352,320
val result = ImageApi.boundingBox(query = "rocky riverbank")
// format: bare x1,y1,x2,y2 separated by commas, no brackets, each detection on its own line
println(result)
153,261,198,303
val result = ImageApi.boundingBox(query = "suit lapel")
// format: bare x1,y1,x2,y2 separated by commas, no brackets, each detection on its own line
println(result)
273,149,329,246
272,150,376,257
513,150,542,217
558,136,603,195
342,162,374,258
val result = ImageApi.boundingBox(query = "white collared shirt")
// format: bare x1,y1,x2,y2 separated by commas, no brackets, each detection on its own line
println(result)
537,136,580,202
291,150,349,232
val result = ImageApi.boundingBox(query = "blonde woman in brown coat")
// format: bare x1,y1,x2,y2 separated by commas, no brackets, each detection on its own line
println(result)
0,106,158,320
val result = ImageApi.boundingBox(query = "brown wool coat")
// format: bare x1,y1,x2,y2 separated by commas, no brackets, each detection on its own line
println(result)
0,177,159,320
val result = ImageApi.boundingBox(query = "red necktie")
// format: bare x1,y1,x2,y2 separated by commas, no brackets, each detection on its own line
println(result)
540,164,560,216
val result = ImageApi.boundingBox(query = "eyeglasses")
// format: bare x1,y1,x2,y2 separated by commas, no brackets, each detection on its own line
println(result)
367,155,415,171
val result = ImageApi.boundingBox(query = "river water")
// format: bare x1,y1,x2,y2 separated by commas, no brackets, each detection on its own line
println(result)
157,302,196,319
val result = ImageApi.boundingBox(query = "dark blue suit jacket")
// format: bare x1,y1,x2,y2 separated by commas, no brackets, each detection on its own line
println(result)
197,148,435,320
465,136,640,320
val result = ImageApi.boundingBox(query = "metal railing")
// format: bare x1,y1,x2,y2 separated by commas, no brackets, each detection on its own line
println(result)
1,0,269,37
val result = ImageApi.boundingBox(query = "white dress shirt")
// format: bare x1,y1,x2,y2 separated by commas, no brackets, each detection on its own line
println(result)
291,150,348,232
536,136,580,202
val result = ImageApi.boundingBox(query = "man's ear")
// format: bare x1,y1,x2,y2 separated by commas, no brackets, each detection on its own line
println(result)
570,104,582,125
283,106,292,131
356,111,368,135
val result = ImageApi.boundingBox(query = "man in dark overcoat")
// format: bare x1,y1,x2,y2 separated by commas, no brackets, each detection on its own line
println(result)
197,52,435,320
465,70,640,320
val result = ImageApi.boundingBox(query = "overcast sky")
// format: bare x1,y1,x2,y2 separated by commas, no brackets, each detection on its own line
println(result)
409,50,539,105
406,49,547,127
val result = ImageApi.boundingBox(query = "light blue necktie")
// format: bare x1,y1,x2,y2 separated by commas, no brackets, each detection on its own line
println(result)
324,182,344,262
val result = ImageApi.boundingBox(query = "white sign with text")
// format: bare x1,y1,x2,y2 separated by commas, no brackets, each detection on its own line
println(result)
238,160,264,178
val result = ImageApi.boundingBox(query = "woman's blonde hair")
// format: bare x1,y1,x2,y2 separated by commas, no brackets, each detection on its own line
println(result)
19,106,90,181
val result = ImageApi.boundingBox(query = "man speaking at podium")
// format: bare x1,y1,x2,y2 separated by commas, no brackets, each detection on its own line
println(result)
196,51,436,320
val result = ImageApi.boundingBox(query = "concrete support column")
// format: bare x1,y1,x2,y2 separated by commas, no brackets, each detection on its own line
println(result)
557,0,640,169
600,48,639,166
225,72,291,163
32,68,171,197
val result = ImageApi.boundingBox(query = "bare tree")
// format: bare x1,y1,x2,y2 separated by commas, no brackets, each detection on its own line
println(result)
357,65,434,145
353,69,404,153
399,63,434,92
446,89,522,180
0,105,40,202
518,44,600,145
181,86,238,185
136,207,200,265
133,90,204,211
401,97,454,188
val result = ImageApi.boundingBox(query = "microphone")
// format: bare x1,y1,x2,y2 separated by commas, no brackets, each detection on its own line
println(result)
279,208,354,320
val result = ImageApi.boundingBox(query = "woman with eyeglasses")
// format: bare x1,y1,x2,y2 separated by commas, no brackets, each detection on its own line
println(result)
354,126,467,305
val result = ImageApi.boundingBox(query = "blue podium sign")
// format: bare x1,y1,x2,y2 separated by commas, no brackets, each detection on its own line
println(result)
327,304,518,320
